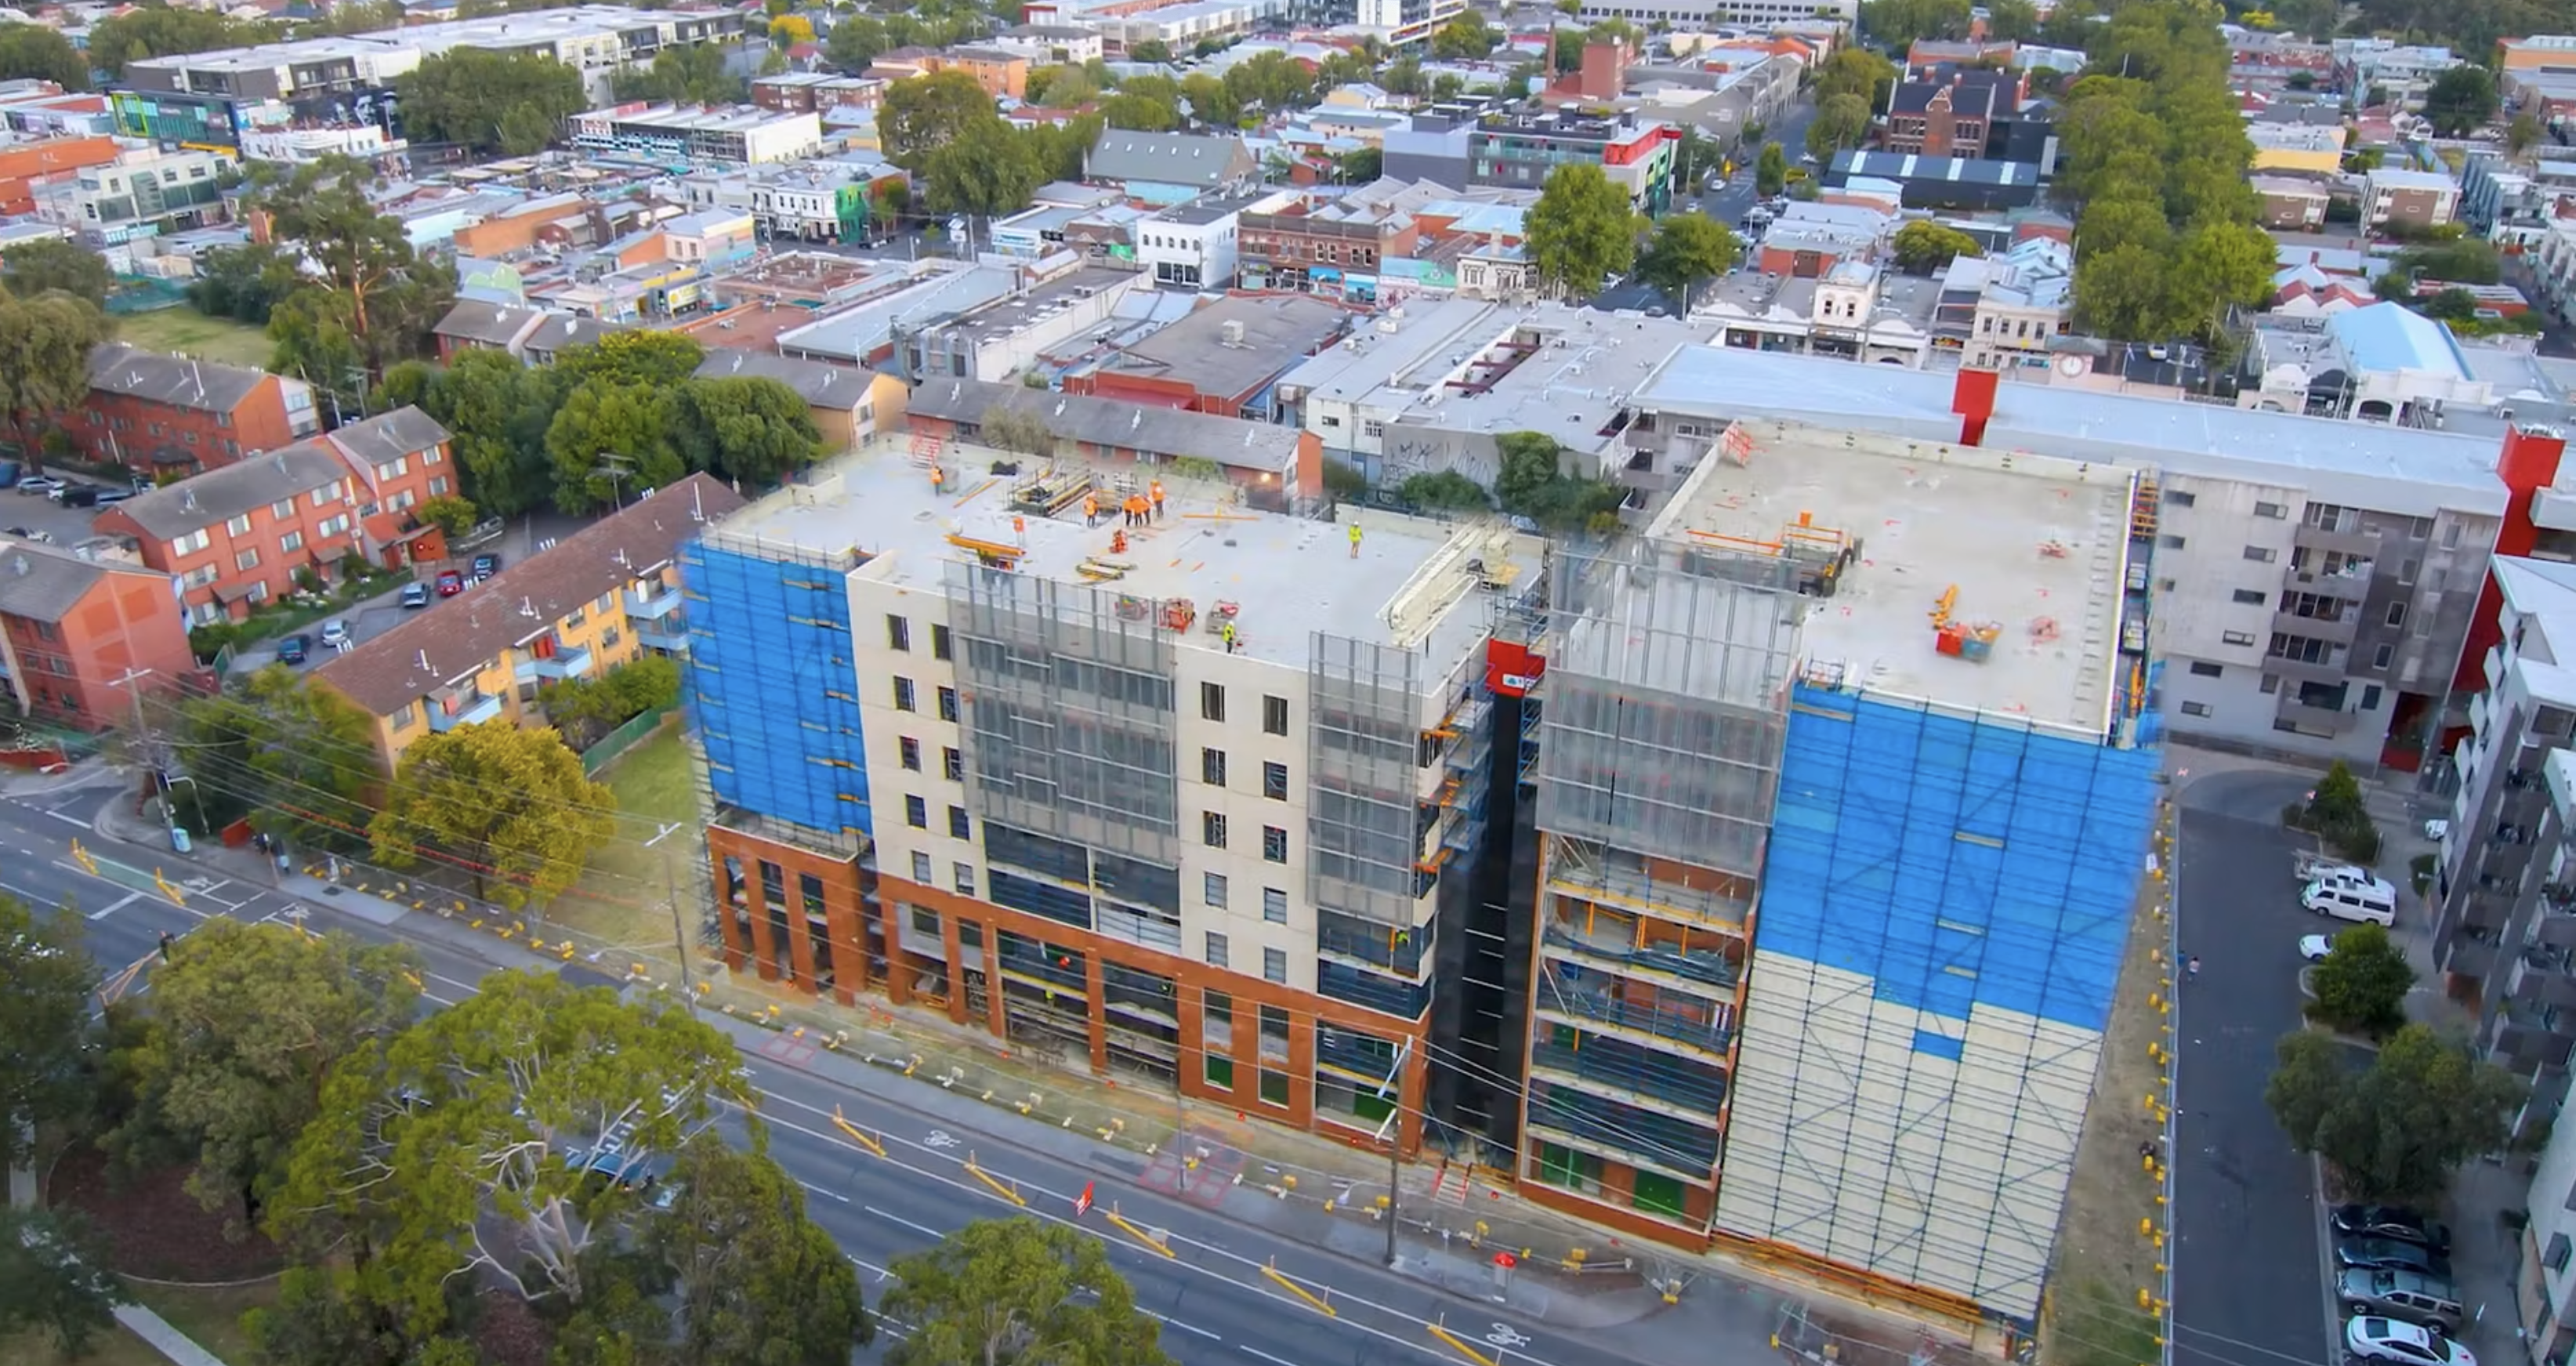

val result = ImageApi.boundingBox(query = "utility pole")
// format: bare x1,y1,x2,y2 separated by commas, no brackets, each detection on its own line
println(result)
107,667,166,842
662,845,696,1005
596,452,636,513
1374,1036,1415,1268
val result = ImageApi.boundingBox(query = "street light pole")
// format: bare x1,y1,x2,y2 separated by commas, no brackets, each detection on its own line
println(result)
106,667,168,840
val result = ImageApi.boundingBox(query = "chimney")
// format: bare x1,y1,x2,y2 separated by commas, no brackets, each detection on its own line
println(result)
1951,366,2000,446
2457,422,2568,693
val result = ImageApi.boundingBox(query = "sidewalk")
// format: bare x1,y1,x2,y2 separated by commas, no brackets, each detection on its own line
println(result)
84,792,1981,1366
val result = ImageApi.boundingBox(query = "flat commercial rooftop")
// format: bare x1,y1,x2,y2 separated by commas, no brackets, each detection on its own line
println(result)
710,444,1538,676
1650,418,2134,732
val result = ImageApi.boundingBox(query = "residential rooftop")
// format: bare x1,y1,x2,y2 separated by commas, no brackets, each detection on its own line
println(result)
124,5,724,76
1635,344,2509,516
1083,292,1351,401
704,444,1542,676
1643,417,2133,734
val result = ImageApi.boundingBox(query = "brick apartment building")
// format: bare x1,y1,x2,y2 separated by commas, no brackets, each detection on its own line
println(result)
0,533,195,731
1236,190,1425,295
31,343,323,476
93,408,455,625
869,45,1027,98
1884,70,2022,158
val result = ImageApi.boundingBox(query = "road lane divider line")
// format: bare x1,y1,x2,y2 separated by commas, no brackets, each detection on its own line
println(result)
1241,1350,1301,1366
1427,1323,1500,1366
1260,1260,1337,1317
830,1105,886,1158
795,1179,853,1204
962,1151,1027,1207
862,1205,948,1240
1139,1309,1219,1340
84,891,141,921
1105,1205,1175,1259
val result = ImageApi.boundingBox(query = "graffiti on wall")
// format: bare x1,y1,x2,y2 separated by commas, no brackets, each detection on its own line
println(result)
1381,424,1501,491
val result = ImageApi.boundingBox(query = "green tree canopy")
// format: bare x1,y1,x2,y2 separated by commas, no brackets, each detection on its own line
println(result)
2267,1024,2522,1205
1755,140,1788,197
106,919,422,1224
1858,0,1972,49
1431,11,1498,58
271,973,752,1327
882,70,1002,166
0,1208,131,1358
1984,0,2042,40
614,41,746,105
186,242,305,326
1099,91,1179,132
1805,93,1872,160
883,1218,1172,1366
0,286,117,473
174,665,383,849
556,330,706,390
1810,47,1896,107
547,379,684,513
672,375,828,488
404,349,563,517
244,156,450,371
1889,219,1982,274
0,26,90,89
394,48,587,155
643,1144,875,1364
0,894,96,1169
2075,193,2176,261
1180,71,1238,126
1494,430,1621,532
920,114,1048,219
2072,240,2177,342
2422,64,2498,137
1525,163,1640,299
2,238,114,306
1636,212,1738,312
89,6,276,78
827,14,889,71
2306,923,2415,1038
368,721,618,909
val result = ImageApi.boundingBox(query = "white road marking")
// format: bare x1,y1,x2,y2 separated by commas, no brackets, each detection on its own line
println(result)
864,1205,948,1240
1140,1309,1220,1340
1241,1349,1302,1366
85,891,142,922
44,810,91,830
797,1179,852,1204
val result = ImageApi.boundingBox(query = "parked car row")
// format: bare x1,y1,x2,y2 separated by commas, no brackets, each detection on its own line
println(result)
2332,1204,2470,1366
6,467,147,508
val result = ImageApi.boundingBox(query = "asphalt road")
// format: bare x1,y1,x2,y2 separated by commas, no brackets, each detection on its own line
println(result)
2169,769,2339,1366
0,789,1624,1366
1592,98,1817,316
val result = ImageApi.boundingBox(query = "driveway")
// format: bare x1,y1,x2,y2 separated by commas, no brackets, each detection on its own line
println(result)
2171,765,2339,1366
228,581,425,674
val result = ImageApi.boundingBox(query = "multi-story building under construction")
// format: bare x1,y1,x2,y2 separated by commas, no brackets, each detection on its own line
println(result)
1510,404,2162,1325
683,437,1545,1150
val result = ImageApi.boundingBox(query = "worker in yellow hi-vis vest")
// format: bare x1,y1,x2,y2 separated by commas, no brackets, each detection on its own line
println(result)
1347,522,1362,559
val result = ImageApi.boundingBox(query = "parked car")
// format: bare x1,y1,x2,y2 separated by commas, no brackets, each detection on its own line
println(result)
319,618,350,649
469,552,500,578
2345,1317,2473,1366
16,476,63,497
436,568,466,596
276,635,312,665
400,582,430,610
93,487,135,505
2335,1238,2450,1277
2300,934,2333,962
2336,1205,2452,1251
2337,1269,2463,1332
52,484,98,508
2,525,52,543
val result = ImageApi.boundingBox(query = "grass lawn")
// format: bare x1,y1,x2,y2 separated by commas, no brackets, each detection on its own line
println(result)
2,1323,168,1366
550,726,699,955
114,308,274,370
128,1280,275,1362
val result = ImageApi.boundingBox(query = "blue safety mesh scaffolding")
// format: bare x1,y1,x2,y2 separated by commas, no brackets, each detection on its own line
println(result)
1763,686,2159,1034
681,541,871,838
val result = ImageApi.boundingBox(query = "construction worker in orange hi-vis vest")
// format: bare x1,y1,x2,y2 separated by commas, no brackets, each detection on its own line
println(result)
1149,480,1165,520
1083,493,1099,525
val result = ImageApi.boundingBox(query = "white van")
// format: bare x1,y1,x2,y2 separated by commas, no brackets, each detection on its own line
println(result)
2303,876,2397,926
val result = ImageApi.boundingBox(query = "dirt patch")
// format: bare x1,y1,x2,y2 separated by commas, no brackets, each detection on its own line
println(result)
2041,803,2174,1366
45,1145,287,1282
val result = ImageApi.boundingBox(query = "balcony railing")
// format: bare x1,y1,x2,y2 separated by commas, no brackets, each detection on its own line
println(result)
636,615,690,653
426,688,503,733
1529,1034,1726,1117
2272,607,2358,646
1535,973,1732,1059
627,585,685,619
1545,843,1751,930
520,641,594,681
1540,923,1738,994
2276,698,2357,735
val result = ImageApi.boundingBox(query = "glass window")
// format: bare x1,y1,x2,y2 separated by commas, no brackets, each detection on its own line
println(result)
1205,871,1228,907
1262,825,1287,863
1202,748,1226,786
886,614,911,650
1263,887,1287,923
905,795,927,828
948,806,970,839
944,746,963,781
1263,762,1288,801
900,736,921,770
1205,931,1229,968
938,686,958,722
911,850,933,882
954,863,975,896
932,623,952,660
1203,812,1226,847
1263,694,1288,734
894,676,916,711
1201,682,1224,721
1263,948,1287,983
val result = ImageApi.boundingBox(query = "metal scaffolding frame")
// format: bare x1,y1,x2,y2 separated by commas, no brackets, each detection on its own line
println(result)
1532,538,1801,881
944,560,1182,868
1306,631,1426,927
